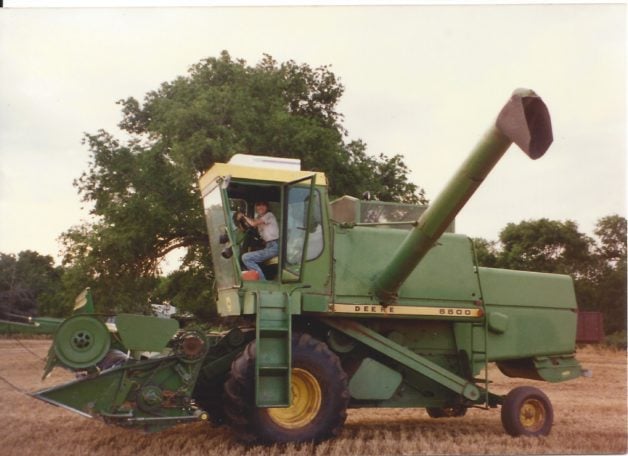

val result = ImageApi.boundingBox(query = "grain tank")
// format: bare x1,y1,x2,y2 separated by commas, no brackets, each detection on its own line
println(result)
34,89,584,443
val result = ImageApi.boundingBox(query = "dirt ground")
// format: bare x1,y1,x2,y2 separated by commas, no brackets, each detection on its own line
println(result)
0,339,625,455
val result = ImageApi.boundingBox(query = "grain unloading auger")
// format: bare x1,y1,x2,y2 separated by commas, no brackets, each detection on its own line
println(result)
33,89,585,443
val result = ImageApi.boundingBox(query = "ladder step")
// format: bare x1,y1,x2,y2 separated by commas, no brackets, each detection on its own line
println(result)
259,326,289,334
259,308,289,320
259,365,290,373
259,302,289,309
257,374,290,407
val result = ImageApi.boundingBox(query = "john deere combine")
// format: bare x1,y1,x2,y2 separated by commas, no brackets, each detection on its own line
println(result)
34,89,584,443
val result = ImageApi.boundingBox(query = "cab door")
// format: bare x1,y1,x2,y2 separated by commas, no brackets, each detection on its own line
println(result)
280,175,317,283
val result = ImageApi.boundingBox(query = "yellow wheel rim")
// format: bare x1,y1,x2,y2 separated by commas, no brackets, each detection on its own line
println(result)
519,398,546,432
267,368,322,429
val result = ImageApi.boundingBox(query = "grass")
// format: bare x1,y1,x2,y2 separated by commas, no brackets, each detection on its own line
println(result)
0,341,625,455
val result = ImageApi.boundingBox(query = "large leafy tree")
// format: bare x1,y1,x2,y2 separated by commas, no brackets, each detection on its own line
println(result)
62,51,423,315
496,218,594,277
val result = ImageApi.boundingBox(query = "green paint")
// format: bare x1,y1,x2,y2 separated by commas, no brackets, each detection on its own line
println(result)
255,291,291,407
322,318,481,401
349,357,402,400
34,354,207,432
115,314,179,352
53,315,110,369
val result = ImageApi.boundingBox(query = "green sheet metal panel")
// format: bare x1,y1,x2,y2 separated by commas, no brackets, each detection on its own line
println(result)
115,314,179,352
367,320,458,354
479,267,577,360
484,307,577,360
34,353,207,432
348,357,402,400
333,229,481,304
302,293,328,312
478,267,577,309
34,368,127,419
496,354,582,383
533,355,582,382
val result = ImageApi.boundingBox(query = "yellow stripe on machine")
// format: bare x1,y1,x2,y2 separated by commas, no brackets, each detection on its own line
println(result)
328,303,483,318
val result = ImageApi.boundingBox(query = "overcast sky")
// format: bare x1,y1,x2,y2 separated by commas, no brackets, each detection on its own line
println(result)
0,4,625,264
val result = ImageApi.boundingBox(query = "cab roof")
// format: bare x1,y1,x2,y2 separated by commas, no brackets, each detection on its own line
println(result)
199,162,328,193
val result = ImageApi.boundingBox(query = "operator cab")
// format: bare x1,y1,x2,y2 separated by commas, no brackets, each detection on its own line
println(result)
199,155,326,291
223,182,282,280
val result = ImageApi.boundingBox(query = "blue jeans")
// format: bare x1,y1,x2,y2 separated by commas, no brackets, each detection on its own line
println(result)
242,240,279,280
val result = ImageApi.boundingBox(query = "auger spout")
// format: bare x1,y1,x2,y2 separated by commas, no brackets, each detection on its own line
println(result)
372,88,553,304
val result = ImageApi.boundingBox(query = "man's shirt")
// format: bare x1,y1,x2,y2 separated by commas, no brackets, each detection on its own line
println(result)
258,212,279,242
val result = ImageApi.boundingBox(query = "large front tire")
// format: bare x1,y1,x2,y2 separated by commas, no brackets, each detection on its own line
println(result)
224,332,350,443
501,386,553,436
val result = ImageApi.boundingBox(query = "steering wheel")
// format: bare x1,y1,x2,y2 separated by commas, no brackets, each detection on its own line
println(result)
233,212,253,231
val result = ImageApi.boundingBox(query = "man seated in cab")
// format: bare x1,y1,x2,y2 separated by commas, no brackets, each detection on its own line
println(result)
239,201,279,280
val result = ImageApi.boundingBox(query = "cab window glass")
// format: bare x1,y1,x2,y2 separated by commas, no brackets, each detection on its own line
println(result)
284,187,323,277
202,185,238,290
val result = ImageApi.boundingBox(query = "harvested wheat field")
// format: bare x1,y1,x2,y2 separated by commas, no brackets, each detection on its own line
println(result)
0,339,625,455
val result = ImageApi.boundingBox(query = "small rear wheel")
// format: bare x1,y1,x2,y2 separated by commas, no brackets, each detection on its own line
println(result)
501,386,553,436
426,404,467,418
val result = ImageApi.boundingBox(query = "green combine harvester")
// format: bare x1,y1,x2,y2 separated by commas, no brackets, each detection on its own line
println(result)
33,89,585,443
